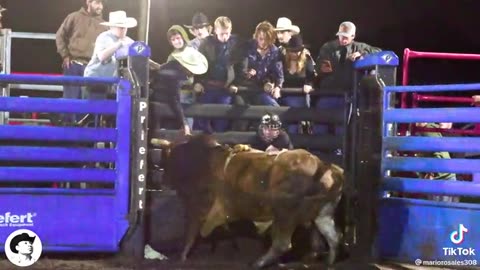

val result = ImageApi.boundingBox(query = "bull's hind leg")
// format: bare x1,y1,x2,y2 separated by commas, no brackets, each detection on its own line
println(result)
252,220,296,269
303,224,325,261
314,202,341,265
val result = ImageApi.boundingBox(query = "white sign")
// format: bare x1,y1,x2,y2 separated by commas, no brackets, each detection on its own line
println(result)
4,229,42,267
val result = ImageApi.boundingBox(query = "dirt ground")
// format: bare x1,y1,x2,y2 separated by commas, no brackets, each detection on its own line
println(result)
0,237,463,270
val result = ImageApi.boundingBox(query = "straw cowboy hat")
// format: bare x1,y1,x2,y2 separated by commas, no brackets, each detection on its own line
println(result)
275,17,300,35
170,46,208,75
100,11,137,28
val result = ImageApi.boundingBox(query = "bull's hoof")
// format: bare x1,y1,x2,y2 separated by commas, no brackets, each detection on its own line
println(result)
302,251,325,262
251,259,269,269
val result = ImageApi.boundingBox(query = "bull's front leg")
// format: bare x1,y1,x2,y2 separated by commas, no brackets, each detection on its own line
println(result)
252,220,296,269
181,208,202,261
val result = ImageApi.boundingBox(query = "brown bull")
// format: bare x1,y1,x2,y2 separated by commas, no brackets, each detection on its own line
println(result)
153,134,344,269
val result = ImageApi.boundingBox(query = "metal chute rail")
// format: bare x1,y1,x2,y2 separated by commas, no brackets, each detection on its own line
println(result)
0,41,151,255
377,82,480,262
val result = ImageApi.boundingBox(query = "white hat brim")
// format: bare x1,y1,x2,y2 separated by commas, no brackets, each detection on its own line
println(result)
101,18,138,28
171,47,208,75
336,31,354,37
274,25,300,35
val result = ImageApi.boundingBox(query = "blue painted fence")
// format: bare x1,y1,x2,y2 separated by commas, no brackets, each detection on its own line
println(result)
0,74,133,252
378,82,480,263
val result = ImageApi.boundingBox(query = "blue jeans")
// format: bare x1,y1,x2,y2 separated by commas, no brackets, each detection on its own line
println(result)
63,62,86,123
313,96,345,135
180,89,194,130
282,95,308,134
193,88,232,132
256,92,280,106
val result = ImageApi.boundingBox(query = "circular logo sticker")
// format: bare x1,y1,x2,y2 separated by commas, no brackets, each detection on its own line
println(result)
4,229,42,267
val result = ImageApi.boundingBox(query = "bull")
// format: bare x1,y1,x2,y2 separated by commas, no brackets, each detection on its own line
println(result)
152,134,344,269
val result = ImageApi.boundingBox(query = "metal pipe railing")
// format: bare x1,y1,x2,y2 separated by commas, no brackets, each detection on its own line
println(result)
400,48,480,136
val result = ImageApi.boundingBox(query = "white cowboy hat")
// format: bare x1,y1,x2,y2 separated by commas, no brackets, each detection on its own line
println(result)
274,17,300,35
100,11,138,28
170,46,208,75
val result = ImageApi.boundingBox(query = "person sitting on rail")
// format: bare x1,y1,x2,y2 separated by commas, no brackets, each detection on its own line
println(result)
415,122,459,203
150,25,208,137
182,12,213,130
242,21,284,107
192,16,247,133
83,10,137,100
279,34,316,134
252,113,293,155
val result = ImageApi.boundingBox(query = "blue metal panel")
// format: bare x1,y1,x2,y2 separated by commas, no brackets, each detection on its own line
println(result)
0,146,116,162
0,74,120,86
0,167,116,182
114,80,132,243
383,137,480,153
382,177,480,197
384,108,480,123
385,83,480,93
383,157,480,174
0,126,117,142
0,193,120,252
377,198,480,262
0,188,114,195
0,97,117,114
353,51,399,69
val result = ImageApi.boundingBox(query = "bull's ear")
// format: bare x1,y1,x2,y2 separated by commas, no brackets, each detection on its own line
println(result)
150,138,171,147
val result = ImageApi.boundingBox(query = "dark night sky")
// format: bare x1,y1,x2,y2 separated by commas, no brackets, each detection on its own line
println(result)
2,0,480,86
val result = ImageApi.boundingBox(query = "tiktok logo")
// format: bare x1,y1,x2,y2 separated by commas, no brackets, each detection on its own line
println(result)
450,224,468,245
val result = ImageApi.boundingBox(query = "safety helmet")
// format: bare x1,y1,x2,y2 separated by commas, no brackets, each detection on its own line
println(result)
260,113,282,129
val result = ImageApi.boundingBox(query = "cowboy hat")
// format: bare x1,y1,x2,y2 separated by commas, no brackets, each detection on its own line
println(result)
170,46,208,75
285,34,305,52
274,17,300,35
184,12,210,29
0,5,6,13
100,11,137,28
10,233,36,254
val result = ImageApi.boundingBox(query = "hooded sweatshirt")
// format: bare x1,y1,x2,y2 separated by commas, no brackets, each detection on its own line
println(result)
56,7,108,63
165,25,195,85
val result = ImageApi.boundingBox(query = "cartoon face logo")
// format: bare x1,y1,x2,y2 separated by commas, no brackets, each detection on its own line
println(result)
450,224,468,245
4,229,42,267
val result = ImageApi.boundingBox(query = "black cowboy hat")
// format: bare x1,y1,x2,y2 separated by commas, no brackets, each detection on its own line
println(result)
10,233,36,254
285,35,305,52
184,12,210,29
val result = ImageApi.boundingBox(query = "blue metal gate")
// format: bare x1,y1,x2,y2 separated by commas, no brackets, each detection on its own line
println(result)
0,74,132,252
378,83,480,263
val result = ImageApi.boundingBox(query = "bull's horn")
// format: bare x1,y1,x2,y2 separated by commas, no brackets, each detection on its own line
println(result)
151,138,171,147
